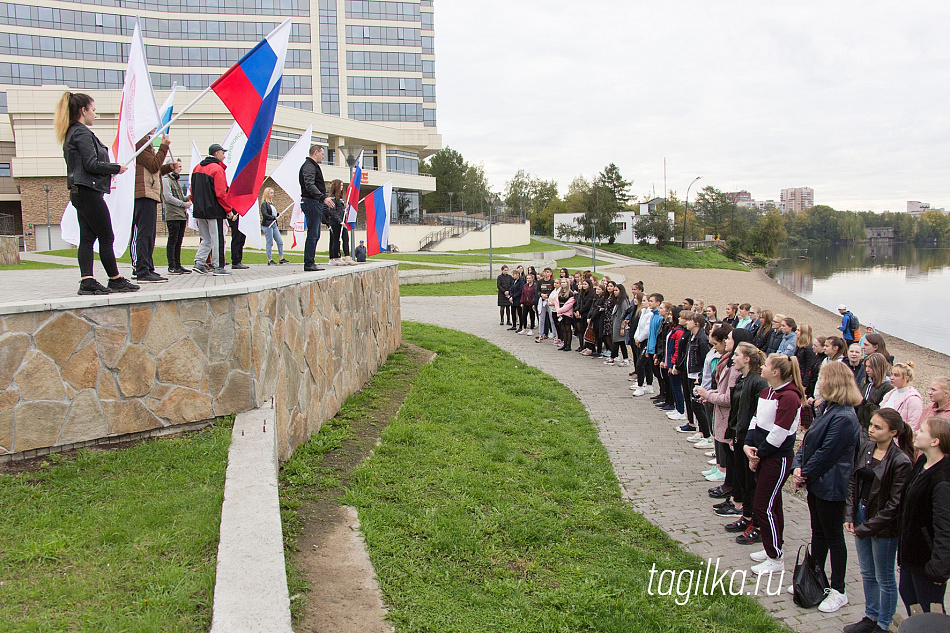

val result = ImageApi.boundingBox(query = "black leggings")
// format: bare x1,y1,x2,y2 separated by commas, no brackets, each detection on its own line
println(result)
807,493,848,593
166,220,186,269
638,352,654,386
733,431,756,519
71,186,119,279
609,340,628,359
521,304,535,329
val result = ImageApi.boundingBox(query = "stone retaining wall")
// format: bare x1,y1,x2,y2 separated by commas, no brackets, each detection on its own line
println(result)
0,264,401,461
0,236,19,265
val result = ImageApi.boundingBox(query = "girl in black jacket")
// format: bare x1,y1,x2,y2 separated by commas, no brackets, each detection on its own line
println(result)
795,324,819,429
507,269,524,332
55,92,138,296
843,408,914,633
898,416,950,615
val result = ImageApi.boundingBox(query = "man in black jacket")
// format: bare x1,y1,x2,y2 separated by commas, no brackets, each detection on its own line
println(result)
299,144,331,271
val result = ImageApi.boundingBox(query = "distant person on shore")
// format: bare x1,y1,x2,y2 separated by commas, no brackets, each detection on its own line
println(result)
354,240,367,262
56,92,138,296
839,304,859,344
880,362,924,431
162,159,191,275
191,144,237,275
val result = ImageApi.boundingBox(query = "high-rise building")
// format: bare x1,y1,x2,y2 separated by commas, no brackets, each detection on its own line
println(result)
0,0,440,250
779,187,814,214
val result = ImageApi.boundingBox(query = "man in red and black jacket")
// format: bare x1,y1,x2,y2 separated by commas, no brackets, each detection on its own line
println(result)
191,144,237,275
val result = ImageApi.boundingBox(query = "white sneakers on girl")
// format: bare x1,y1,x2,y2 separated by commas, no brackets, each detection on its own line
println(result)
818,589,848,613
750,550,769,563
751,558,784,575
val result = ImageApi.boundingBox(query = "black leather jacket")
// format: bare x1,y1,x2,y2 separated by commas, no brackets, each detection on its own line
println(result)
845,440,912,539
298,156,326,200
63,122,120,194
898,457,950,583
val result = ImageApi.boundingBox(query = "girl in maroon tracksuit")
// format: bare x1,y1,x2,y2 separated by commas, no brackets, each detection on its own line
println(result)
744,354,804,571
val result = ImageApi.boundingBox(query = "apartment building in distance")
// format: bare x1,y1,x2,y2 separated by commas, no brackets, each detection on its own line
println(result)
907,201,947,217
779,187,814,214
725,190,779,211
0,0,441,250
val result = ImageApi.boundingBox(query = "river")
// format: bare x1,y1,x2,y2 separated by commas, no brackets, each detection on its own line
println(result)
770,243,950,356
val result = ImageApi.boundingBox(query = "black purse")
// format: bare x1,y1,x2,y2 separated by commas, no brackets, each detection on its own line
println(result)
792,544,830,608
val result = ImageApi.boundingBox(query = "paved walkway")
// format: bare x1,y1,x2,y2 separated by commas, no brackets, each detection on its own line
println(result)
401,295,866,633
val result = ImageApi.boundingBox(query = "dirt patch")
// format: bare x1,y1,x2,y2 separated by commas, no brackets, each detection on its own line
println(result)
288,342,434,633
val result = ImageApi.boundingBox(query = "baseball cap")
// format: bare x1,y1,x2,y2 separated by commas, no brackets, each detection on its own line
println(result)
208,143,225,155
359,239,364,243
838,304,847,310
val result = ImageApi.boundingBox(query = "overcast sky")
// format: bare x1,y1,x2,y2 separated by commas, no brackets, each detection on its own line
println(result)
433,1,950,212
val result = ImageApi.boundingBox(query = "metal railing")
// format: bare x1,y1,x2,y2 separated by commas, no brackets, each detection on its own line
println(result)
418,225,468,251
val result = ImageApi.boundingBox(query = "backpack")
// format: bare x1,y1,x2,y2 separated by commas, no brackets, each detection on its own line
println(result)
848,312,860,336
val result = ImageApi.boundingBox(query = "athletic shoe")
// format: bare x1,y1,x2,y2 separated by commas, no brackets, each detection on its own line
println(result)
750,549,769,563
535,337,543,343
735,526,761,545
524,330,532,336
713,499,737,514
213,267,231,275
725,517,752,533
705,450,716,457
716,504,743,517
658,404,675,411
136,272,168,283
708,485,732,499
178,267,192,274
842,617,877,633
107,277,139,293
818,589,848,613
751,558,784,575
618,359,631,367
508,326,518,331
603,358,615,365
268,260,277,266
708,458,717,464
677,424,697,433
694,438,714,449
686,432,703,442
515,329,524,334
168,267,183,275
705,469,725,482
639,385,655,395
232,263,249,269
279,258,290,264
702,466,719,475
632,388,649,397
78,279,111,295
344,256,356,265
667,412,687,421
193,263,211,274
304,264,323,271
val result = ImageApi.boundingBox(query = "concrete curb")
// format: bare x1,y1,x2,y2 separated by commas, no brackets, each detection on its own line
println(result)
210,407,293,633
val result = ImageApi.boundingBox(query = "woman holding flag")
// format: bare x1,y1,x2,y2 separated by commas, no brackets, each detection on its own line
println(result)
325,179,355,266
55,92,139,296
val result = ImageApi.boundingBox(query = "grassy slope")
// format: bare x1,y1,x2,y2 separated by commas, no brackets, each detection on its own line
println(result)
341,323,784,633
0,424,231,632
598,243,748,270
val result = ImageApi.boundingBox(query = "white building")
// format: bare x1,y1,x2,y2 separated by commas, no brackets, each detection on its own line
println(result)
907,201,947,217
553,198,674,245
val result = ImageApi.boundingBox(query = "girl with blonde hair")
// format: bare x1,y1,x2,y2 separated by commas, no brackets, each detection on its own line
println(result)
259,187,287,265
879,362,924,431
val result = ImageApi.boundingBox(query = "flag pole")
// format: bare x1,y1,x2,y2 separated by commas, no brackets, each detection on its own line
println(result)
123,84,215,167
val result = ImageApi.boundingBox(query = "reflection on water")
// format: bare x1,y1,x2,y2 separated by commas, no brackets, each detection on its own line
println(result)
771,244,950,356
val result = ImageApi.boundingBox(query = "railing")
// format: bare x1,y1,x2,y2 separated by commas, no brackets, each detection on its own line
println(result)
418,225,467,251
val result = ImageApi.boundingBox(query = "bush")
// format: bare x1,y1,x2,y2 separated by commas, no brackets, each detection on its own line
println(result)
752,255,770,266
724,239,742,261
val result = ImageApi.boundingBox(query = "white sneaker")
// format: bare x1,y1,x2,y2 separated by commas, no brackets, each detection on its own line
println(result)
750,550,769,563
818,589,848,613
787,584,795,595
524,330,532,336
705,468,725,482
666,412,686,420
708,458,717,464
705,450,716,457
641,385,654,395
632,388,647,397
686,432,703,442
751,558,784,575
694,438,714,449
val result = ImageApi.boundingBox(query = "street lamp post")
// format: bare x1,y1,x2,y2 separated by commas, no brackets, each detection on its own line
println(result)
340,144,363,255
682,176,702,248
43,184,51,250
488,194,494,279
448,191,454,215
591,222,596,275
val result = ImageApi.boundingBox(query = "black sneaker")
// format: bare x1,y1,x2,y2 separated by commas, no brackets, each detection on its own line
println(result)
193,263,211,274
136,272,168,283
716,504,743,517
842,617,878,633
213,267,231,276
168,267,183,275
735,526,761,545
78,279,111,295
724,516,752,533
178,267,192,274
107,277,140,293
279,258,289,264
712,499,733,512
304,264,324,272
232,263,249,269
268,260,277,266
708,485,732,499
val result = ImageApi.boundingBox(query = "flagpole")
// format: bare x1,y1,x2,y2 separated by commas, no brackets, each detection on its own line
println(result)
123,84,215,167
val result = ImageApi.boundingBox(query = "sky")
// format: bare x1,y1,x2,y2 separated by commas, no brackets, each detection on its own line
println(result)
432,1,950,212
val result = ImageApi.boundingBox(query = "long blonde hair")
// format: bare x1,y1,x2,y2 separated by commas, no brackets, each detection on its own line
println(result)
54,91,94,142
260,186,274,204
767,353,805,404
818,361,863,406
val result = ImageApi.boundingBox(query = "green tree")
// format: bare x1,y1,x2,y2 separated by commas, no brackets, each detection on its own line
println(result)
918,210,950,242
693,186,732,239
461,162,491,215
597,163,633,207
748,209,787,256
576,181,621,243
420,147,467,212
636,202,674,248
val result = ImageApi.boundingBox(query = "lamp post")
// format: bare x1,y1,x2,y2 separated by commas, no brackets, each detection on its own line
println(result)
43,184,51,250
591,221,597,274
488,194,494,279
448,191,454,215
682,176,701,248
340,143,363,254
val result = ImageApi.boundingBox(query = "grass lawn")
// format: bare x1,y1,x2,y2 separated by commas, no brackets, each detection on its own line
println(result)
400,277,495,296
378,253,493,266
461,239,552,255
332,323,785,632
397,263,450,271
0,423,231,632
556,255,611,270
0,261,75,270
45,247,306,267
598,243,749,270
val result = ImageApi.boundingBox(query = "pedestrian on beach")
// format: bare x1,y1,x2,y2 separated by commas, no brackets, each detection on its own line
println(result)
839,304,860,344
162,159,191,275
879,362,924,431
259,187,288,266
55,92,138,296
792,361,862,613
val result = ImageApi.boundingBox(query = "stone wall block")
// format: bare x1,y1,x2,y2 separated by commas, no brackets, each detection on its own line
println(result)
0,332,31,390
15,352,66,401
264,290,277,321
0,389,18,412
287,409,309,455
209,315,236,362
80,307,128,329
215,370,255,417
204,361,230,398
3,312,50,334
247,292,260,315
115,345,155,398
209,296,231,317
156,338,205,389
61,341,100,391
95,327,129,369
144,305,187,355
234,328,251,372
233,307,249,329
102,400,163,435
98,369,119,400
12,401,69,452
155,387,213,425
33,312,92,367
58,389,107,445
178,299,209,324
0,409,12,453
130,306,152,344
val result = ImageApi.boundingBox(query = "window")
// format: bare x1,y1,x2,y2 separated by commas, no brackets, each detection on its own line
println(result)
0,163,10,177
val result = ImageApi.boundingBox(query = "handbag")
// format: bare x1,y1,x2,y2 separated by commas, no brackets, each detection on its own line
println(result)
584,325,596,344
792,544,829,608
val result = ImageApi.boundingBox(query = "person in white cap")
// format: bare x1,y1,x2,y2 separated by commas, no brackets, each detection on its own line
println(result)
838,304,858,344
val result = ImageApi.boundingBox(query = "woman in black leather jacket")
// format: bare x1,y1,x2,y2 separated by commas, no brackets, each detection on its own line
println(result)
55,92,138,296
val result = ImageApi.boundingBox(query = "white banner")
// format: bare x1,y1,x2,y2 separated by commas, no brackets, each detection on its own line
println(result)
268,124,312,248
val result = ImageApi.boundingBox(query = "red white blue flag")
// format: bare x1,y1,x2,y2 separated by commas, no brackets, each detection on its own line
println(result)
345,151,362,230
363,181,392,257
211,19,291,216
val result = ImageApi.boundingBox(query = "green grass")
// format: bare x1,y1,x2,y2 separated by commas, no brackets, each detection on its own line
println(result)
555,255,611,270
599,243,749,270
461,239,552,255
399,277,496,296
397,263,451,271
0,422,232,632
337,323,785,632
0,261,76,270
378,253,494,265
45,247,307,266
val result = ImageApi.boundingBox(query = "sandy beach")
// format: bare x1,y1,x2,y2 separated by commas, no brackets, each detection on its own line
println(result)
613,265,948,393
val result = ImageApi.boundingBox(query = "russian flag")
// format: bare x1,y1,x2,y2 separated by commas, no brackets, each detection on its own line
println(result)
364,181,392,257
345,152,362,230
211,19,291,216
153,84,176,147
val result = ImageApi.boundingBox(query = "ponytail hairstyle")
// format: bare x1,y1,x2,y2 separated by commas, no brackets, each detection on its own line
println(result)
737,341,765,374
893,361,916,384
826,336,847,360
873,408,916,463
767,353,806,404
54,91,94,142
690,312,706,331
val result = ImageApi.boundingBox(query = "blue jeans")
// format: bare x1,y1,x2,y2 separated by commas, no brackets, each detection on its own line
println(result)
670,372,685,414
301,198,323,265
854,502,899,629
263,223,283,261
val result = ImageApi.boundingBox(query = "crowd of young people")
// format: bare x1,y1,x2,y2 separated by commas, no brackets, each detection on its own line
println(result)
495,266,950,631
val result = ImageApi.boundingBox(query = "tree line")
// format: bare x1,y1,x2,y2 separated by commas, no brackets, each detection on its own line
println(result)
420,147,950,257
